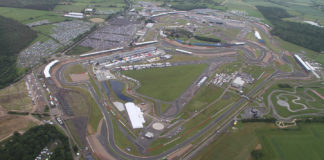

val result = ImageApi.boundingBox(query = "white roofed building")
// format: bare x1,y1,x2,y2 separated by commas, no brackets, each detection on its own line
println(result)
232,77,245,88
125,102,145,129
113,102,125,112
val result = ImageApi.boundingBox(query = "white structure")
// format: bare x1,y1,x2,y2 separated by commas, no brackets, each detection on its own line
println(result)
146,23,154,28
151,12,176,18
160,30,167,38
233,42,245,45
254,30,262,40
84,8,94,14
176,49,192,55
145,132,154,139
64,12,84,19
232,77,245,88
305,62,320,79
125,102,145,129
80,47,123,57
44,60,59,78
304,21,324,28
113,102,125,111
294,54,311,72
134,41,158,46
197,76,207,87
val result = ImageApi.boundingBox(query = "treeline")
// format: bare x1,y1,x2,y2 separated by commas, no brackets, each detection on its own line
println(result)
160,0,219,11
194,35,221,43
256,6,324,52
241,118,276,123
0,16,36,89
0,124,72,160
0,0,60,10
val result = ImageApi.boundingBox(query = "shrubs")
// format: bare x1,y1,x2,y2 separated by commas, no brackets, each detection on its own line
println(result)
278,83,292,88
251,150,264,160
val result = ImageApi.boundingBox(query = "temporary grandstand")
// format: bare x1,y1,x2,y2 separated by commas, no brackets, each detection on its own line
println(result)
134,40,158,46
64,12,84,19
44,60,59,78
80,47,124,57
176,49,192,55
125,102,145,129
294,54,311,72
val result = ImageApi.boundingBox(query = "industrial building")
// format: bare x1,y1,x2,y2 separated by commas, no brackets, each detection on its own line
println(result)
125,102,145,129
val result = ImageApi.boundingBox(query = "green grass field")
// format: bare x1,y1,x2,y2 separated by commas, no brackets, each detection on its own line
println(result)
111,118,143,156
0,7,67,24
122,64,208,102
69,86,103,134
194,122,324,160
65,91,89,116
184,86,225,113
66,45,92,55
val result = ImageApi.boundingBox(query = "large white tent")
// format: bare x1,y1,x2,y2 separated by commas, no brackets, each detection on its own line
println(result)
125,102,145,129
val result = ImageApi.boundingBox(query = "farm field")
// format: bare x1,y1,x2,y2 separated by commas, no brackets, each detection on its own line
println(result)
54,0,125,13
0,115,37,141
194,122,324,160
122,64,208,102
0,80,33,112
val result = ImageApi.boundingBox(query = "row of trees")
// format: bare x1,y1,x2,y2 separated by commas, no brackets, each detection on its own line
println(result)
194,35,221,43
0,124,72,160
256,6,324,52
0,16,36,89
159,0,219,11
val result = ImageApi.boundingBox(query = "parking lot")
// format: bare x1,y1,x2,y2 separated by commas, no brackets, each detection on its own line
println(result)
80,18,138,50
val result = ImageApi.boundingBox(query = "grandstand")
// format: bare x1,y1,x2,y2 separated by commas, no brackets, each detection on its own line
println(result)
44,60,59,78
80,47,124,57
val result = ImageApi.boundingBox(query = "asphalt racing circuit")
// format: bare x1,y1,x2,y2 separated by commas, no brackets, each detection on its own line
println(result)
46,13,318,160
